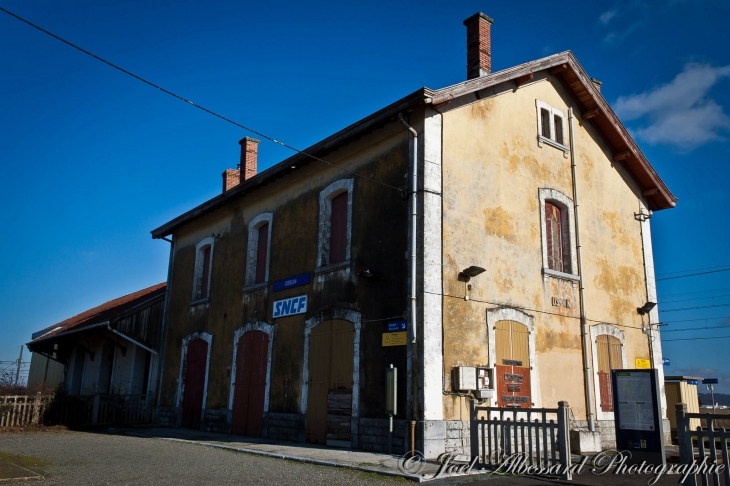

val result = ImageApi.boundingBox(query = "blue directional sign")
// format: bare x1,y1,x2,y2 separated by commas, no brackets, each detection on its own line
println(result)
662,358,670,366
702,378,719,384
388,320,407,332
273,295,308,318
272,273,311,292
688,380,698,385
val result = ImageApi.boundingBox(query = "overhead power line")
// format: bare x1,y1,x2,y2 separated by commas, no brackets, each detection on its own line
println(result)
0,6,403,194
660,303,730,314
663,335,730,342
658,287,730,298
657,263,730,277
660,316,730,325
656,268,730,281
658,293,730,305
662,324,730,333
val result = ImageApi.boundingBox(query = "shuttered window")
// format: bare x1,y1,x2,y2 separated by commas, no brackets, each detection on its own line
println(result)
329,192,348,264
554,114,564,145
255,223,269,284
596,335,622,412
200,245,211,299
540,108,551,138
545,203,564,272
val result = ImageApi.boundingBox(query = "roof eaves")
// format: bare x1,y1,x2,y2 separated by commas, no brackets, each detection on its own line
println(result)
151,87,435,238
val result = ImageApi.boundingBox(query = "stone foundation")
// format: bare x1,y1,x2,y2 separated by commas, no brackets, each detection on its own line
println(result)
156,406,177,427
357,418,408,453
264,413,305,442
203,409,230,433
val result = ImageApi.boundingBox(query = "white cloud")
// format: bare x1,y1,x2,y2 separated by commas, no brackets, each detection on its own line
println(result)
614,63,730,149
599,9,617,25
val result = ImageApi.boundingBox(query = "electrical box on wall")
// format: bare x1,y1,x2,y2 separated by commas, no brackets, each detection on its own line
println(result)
475,367,495,399
453,366,477,391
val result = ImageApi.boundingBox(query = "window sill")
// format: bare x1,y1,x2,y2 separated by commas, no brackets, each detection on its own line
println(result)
537,135,569,158
189,297,210,306
242,282,268,293
542,268,580,283
314,260,351,275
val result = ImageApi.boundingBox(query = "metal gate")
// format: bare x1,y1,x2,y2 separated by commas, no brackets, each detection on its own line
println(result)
675,403,730,486
231,330,269,437
470,402,572,479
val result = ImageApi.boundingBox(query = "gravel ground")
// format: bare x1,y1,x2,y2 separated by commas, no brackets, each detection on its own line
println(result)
0,430,408,485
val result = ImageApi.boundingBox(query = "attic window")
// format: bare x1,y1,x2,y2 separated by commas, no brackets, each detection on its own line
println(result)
536,100,569,156
192,237,215,302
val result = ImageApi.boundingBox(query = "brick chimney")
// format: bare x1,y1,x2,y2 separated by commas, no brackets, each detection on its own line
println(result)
463,12,494,80
239,137,260,182
222,167,240,192
591,77,603,92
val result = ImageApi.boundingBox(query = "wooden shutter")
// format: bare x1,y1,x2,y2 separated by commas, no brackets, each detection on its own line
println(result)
597,335,622,412
554,114,564,145
255,223,269,284
495,321,531,408
329,192,348,264
545,203,564,272
540,108,551,138
200,246,211,299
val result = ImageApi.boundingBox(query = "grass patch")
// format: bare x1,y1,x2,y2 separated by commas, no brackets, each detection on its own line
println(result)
0,451,52,470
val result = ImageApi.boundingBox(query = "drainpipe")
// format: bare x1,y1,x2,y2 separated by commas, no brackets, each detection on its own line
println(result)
398,113,420,442
155,235,175,410
568,107,596,432
398,113,418,346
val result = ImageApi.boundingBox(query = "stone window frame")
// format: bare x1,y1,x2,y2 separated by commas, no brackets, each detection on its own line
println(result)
228,321,274,415
486,307,539,409
538,188,579,283
316,179,354,270
589,324,627,421
244,213,273,289
536,100,569,157
192,237,215,303
175,331,213,424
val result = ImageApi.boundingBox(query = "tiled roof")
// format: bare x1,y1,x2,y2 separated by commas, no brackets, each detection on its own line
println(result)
29,283,166,343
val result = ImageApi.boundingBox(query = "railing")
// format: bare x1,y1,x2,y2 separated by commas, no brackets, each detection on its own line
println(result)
0,395,52,427
676,403,730,486
470,401,572,480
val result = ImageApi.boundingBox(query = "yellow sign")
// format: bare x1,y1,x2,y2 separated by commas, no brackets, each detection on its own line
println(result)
635,358,651,369
382,331,407,347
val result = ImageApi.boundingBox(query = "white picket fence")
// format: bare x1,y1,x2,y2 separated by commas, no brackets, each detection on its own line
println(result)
0,395,51,427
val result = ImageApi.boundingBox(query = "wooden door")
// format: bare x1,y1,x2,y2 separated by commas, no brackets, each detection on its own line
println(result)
495,321,532,408
305,319,354,444
181,339,208,429
596,335,622,412
231,331,269,437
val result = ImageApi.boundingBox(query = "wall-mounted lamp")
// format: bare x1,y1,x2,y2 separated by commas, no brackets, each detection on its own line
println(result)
358,269,377,279
458,266,486,282
637,301,656,315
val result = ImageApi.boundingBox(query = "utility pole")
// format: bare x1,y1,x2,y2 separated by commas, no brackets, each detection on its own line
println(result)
14,345,23,386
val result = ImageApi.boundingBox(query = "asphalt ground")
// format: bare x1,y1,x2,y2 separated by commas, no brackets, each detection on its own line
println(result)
0,430,715,485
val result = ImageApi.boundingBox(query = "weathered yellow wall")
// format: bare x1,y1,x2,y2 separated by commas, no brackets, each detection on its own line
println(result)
440,75,651,420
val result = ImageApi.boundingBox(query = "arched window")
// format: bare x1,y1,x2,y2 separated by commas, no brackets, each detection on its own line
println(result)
245,213,273,287
316,179,353,268
538,189,578,281
590,324,626,419
193,237,215,301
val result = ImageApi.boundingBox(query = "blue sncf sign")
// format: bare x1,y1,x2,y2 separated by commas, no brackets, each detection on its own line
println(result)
273,295,308,318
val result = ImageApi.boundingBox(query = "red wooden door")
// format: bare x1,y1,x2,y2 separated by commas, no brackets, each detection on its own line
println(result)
231,331,269,437
181,339,208,429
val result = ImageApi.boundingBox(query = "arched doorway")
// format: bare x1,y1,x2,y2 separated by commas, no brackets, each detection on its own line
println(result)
231,330,270,436
495,320,532,408
181,338,209,429
305,319,355,445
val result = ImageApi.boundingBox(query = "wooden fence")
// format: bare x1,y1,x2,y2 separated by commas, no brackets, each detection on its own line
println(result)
0,395,52,427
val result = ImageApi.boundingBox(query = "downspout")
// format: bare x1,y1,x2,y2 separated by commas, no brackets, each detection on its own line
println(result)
398,113,418,346
398,113,420,436
568,107,596,432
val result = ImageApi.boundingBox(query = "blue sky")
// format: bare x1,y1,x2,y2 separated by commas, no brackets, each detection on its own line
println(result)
1,1,728,393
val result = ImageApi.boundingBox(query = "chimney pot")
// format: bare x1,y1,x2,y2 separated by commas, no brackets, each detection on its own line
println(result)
239,137,260,182
590,77,603,92
463,12,494,80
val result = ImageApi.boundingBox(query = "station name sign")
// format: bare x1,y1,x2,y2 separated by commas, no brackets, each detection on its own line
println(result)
273,295,308,318
272,273,311,292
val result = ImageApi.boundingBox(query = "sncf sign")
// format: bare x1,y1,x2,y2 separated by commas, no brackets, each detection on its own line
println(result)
273,295,308,318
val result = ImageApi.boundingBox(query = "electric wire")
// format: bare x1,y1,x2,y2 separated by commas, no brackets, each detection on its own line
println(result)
656,263,730,277
663,335,730,342
658,293,730,305
0,6,404,194
656,268,730,281
658,287,730,298
662,324,730,333
660,302,730,313
660,316,730,324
